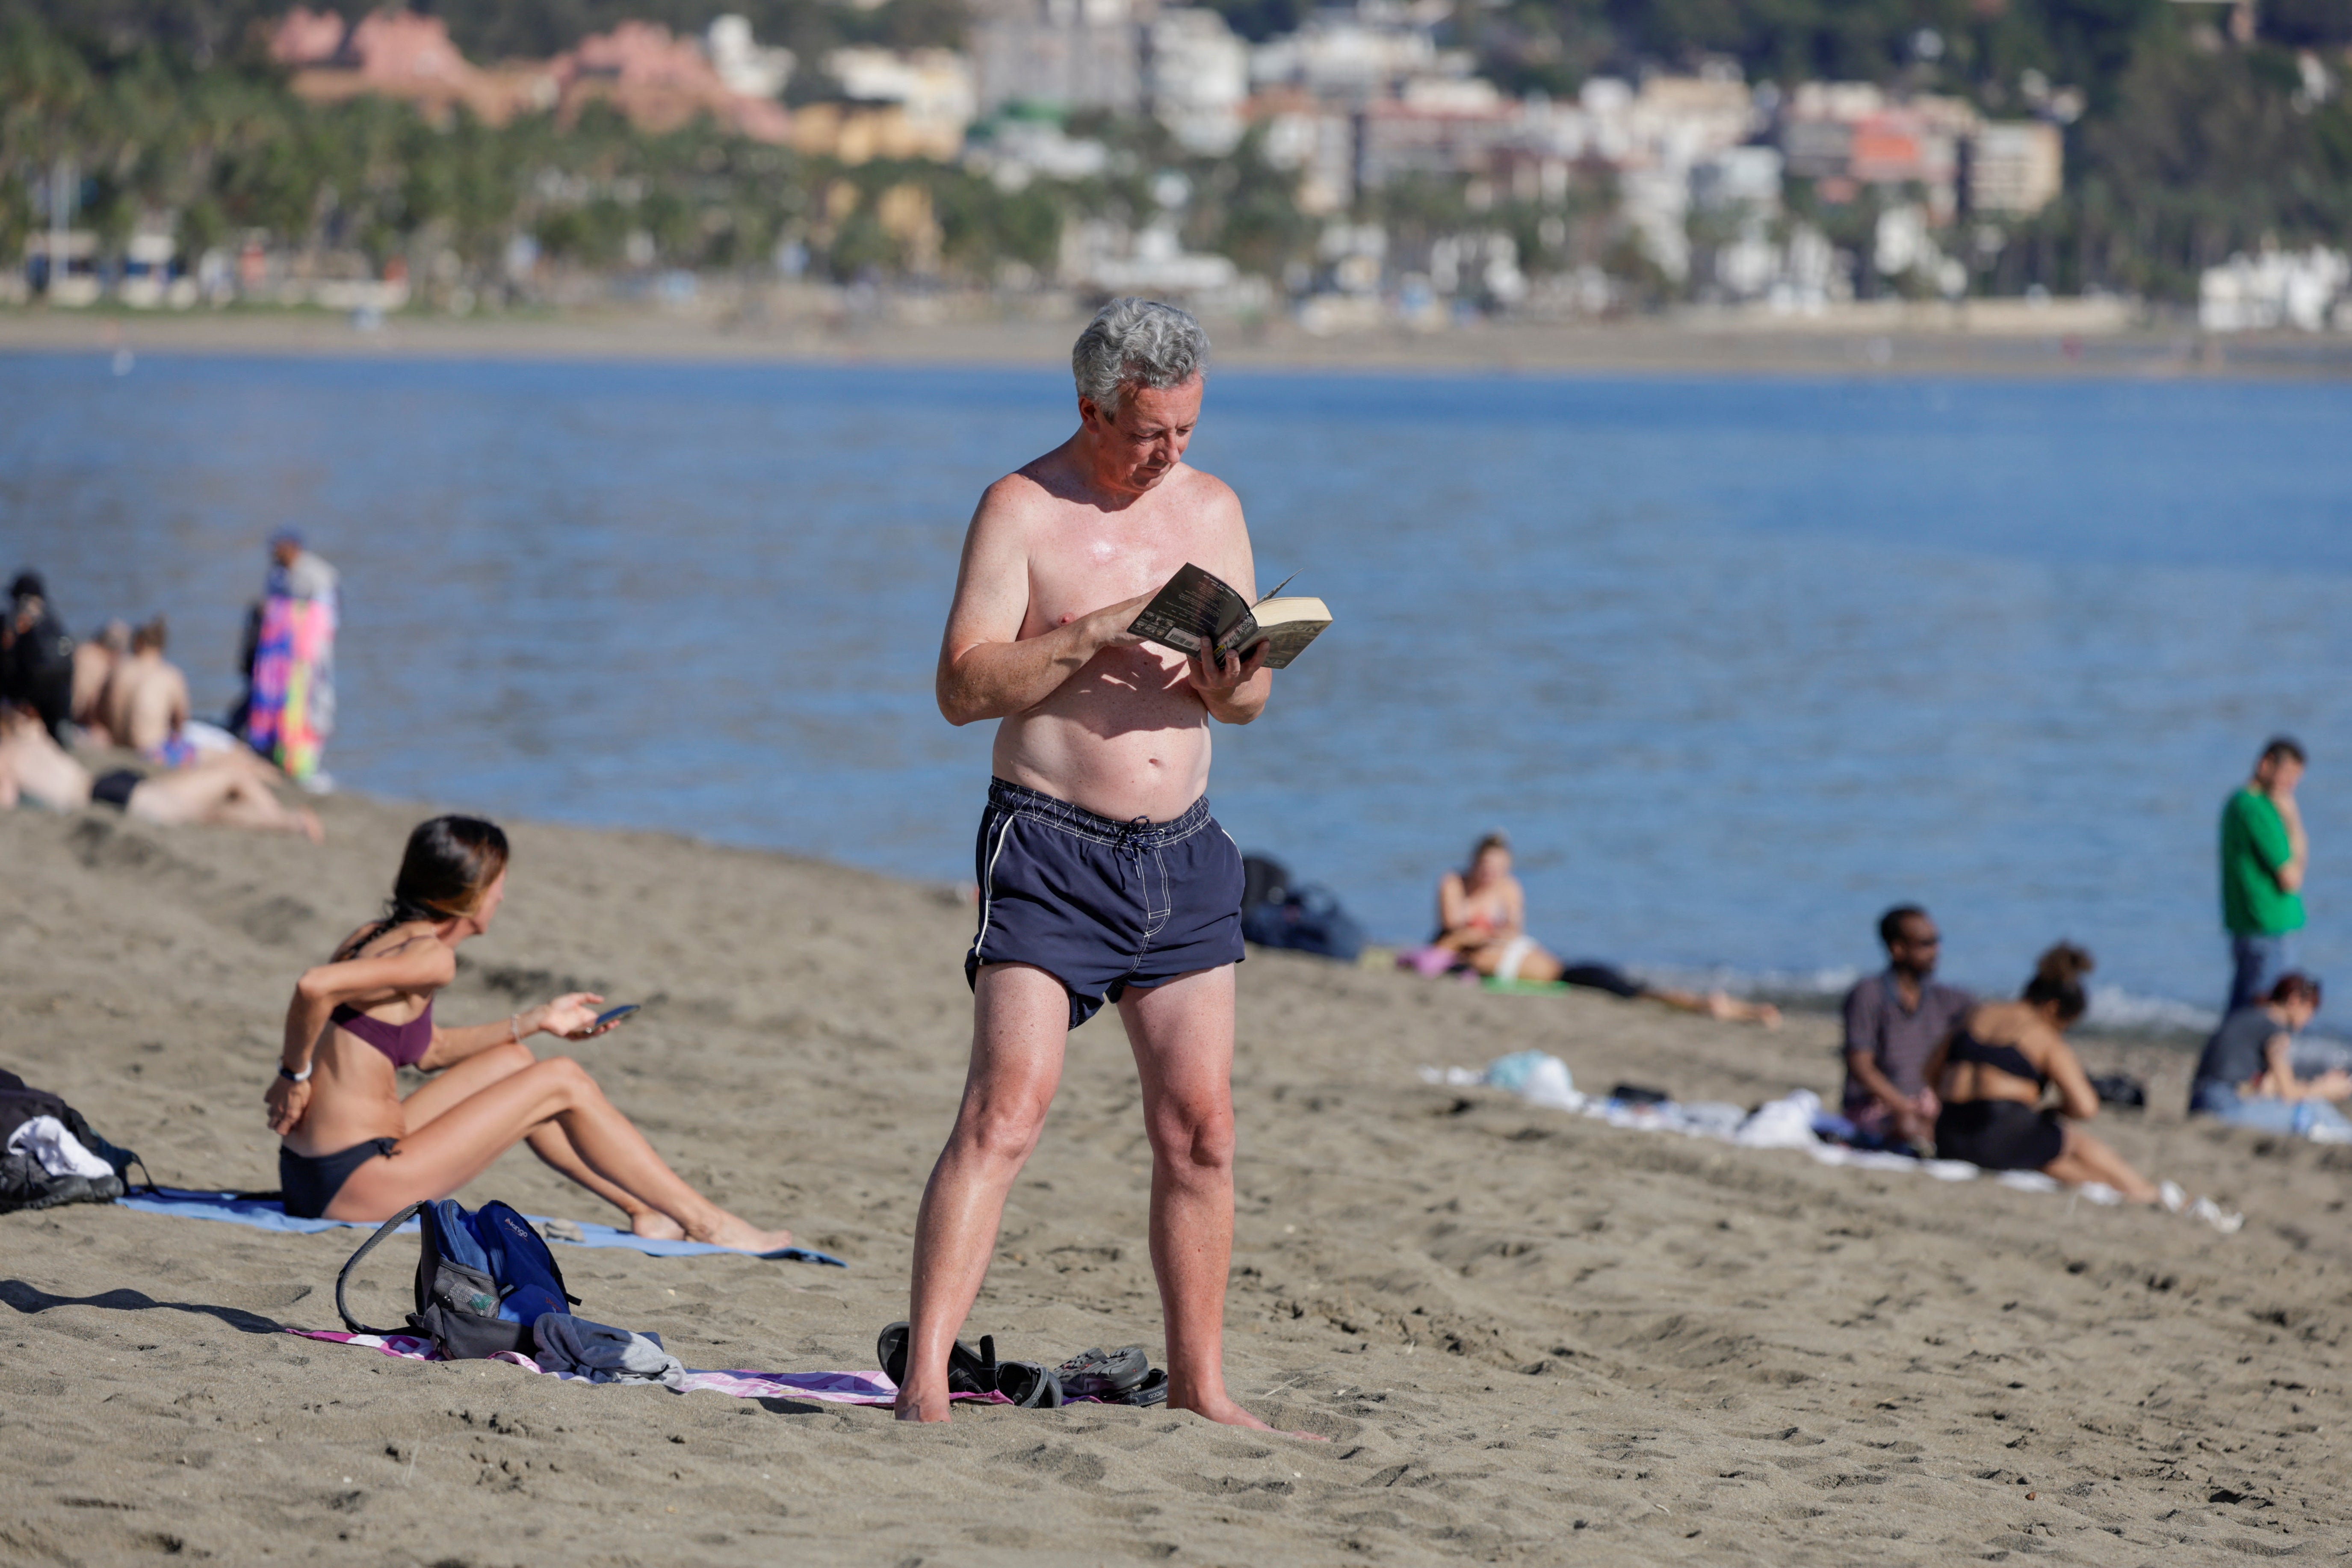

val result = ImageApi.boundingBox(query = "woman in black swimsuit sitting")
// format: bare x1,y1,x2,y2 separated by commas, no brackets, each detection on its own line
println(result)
1924,943,2160,1203
262,815,795,1251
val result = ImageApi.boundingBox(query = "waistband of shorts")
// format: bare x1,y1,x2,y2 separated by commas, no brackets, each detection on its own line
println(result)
986,777,1214,848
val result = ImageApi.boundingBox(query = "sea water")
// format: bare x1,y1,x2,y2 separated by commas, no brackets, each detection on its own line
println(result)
5,351,2348,1028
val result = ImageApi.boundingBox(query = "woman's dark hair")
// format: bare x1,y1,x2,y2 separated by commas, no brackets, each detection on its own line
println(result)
2021,942,2094,1025
336,815,509,958
1467,831,1510,871
2270,972,2323,1010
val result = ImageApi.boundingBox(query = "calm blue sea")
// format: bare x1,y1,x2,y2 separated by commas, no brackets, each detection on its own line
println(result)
6,350,2349,1028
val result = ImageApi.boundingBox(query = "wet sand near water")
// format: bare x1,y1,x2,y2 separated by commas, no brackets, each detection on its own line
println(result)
2,792,2347,1565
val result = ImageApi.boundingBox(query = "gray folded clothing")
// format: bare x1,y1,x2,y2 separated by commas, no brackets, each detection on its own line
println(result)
530,1312,685,1388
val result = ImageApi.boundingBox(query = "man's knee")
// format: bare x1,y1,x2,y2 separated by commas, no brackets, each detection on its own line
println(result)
1147,1102,1235,1172
955,1080,1054,1163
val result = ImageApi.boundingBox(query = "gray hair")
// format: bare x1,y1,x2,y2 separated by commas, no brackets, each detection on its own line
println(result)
1072,298,1210,418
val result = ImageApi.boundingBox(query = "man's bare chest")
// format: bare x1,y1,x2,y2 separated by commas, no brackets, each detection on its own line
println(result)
1022,508,1225,635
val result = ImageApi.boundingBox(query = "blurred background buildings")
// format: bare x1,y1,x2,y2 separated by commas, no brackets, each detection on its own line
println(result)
3,0,2348,332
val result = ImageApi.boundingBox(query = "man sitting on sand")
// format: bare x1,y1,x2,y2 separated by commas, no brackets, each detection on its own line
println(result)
899,299,1293,1432
102,616,197,765
1839,905,1971,1148
2188,973,2352,1142
1434,832,1780,1025
71,619,129,743
0,703,320,840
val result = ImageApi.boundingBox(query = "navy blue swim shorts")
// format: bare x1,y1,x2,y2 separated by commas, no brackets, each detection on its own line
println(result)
966,777,1246,1028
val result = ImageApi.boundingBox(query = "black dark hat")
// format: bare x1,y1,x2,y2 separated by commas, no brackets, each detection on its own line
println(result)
8,570,45,602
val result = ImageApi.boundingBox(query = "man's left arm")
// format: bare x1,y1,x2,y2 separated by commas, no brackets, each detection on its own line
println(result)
1185,481,1274,725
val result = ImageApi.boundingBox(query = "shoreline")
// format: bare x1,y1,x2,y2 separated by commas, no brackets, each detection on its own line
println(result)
9,302,2352,380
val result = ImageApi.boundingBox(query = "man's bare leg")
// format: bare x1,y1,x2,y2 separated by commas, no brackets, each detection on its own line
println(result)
1122,966,1323,1438
896,962,1068,1423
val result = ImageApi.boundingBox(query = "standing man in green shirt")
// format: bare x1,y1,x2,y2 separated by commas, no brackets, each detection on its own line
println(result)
2222,736,2310,1010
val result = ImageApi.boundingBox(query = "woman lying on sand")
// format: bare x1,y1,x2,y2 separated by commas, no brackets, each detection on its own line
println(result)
1436,833,1780,1026
1925,944,2160,1202
263,814,794,1251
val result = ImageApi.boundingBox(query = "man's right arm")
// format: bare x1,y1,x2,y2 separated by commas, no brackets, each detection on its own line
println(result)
934,481,1146,727
1841,984,1911,1119
2274,791,2308,892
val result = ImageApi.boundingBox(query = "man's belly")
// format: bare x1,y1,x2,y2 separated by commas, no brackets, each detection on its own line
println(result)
992,702,1213,824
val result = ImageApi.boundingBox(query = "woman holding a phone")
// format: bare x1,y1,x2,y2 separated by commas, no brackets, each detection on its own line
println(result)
262,814,795,1252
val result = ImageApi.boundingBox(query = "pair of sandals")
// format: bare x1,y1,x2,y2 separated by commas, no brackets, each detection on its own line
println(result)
877,1321,1167,1409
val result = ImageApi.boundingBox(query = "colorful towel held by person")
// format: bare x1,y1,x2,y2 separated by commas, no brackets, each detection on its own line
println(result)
242,530,338,783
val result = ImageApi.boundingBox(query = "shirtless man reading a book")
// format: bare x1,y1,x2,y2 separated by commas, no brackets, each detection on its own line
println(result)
903,298,1301,1434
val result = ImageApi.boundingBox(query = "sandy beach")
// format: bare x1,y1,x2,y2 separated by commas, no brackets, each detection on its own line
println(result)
3,789,2346,1566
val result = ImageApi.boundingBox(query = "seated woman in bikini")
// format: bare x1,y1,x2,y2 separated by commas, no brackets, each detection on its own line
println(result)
1434,832,1779,1026
262,814,794,1251
1924,943,2159,1202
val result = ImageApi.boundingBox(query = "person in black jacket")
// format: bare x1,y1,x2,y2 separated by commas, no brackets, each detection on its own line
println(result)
2,572,76,743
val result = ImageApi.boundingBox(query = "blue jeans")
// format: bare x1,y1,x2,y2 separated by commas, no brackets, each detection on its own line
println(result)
2228,933,2296,1012
2189,1078,2352,1142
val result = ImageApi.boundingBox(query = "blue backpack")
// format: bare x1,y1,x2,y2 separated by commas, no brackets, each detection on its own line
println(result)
337,1199,578,1359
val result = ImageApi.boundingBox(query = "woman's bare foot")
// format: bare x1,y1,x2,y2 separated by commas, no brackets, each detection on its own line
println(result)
1705,992,1782,1028
689,1212,795,1253
630,1210,688,1242
295,807,325,844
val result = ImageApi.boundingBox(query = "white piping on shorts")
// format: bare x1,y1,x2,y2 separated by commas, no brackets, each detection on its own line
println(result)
971,811,1018,964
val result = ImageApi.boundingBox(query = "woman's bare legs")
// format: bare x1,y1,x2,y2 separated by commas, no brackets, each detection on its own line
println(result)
328,1054,792,1250
1643,986,1783,1028
2045,1123,2160,1204
397,1042,683,1237
130,766,323,842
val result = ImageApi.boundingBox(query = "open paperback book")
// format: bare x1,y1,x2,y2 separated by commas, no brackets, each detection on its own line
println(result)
1126,565,1332,670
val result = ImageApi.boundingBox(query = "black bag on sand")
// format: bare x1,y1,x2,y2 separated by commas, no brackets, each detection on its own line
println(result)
337,1199,579,1359
0,1068,148,1214
2090,1074,2147,1109
1239,854,1368,963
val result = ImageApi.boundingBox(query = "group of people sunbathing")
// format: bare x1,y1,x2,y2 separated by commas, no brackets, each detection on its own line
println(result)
1845,905,2350,1208
0,603,321,839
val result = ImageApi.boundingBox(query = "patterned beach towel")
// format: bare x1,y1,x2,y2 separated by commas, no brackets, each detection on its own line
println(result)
244,592,335,780
117,1187,846,1266
294,1329,991,1406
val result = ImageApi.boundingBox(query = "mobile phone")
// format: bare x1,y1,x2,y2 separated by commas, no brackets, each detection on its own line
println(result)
591,1004,640,1031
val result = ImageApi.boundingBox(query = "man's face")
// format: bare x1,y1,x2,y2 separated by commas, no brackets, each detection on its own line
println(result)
1889,916,1941,976
272,540,300,569
1080,377,1203,496
2262,756,2305,796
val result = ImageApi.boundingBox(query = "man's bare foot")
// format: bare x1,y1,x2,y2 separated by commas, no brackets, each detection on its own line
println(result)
1174,1391,1330,1441
893,1385,951,1423
690,1212,795,1253
630,1211,688,1242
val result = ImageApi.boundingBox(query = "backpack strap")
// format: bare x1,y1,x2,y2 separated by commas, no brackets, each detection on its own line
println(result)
337,1202,425,1335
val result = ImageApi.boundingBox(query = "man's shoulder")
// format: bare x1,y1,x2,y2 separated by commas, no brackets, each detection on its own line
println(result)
1926,979,1974,1013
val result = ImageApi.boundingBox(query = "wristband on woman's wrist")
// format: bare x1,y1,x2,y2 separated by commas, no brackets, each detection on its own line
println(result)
278,1062,312,1084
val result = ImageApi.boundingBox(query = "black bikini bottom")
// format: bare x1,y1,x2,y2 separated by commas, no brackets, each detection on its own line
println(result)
92,769,141,809
1934,1099,2064,1171
279,1137,397,1219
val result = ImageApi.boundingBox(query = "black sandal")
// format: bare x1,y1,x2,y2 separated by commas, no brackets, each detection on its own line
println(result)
878,1322,1064,1407
1050,1345,1151,1401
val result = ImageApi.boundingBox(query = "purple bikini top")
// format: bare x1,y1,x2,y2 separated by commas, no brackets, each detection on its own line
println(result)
331,1000,434,1069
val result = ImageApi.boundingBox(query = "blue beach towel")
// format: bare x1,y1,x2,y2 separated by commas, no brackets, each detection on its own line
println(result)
115,1188,846,1267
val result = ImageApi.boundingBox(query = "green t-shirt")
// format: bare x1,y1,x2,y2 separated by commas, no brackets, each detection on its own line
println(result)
2221,788,2304,936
